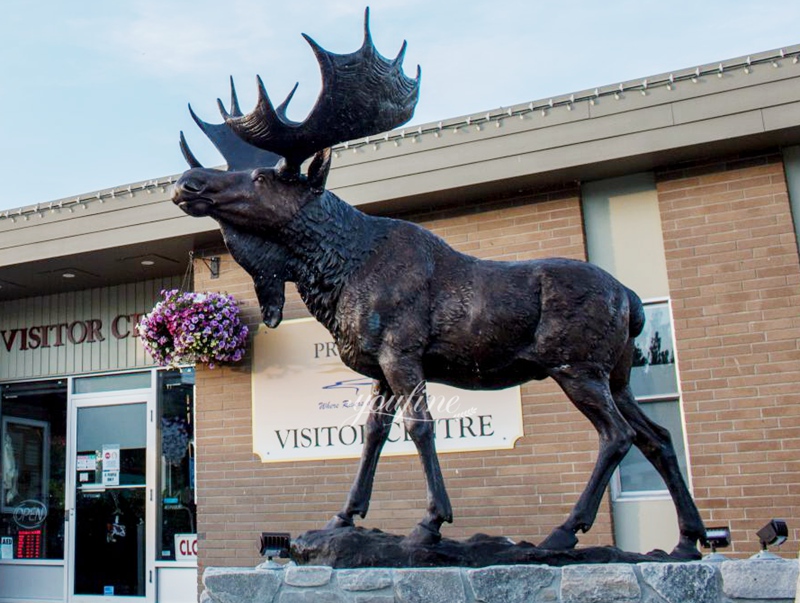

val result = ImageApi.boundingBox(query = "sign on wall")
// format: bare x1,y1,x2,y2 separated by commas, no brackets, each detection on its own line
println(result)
252,318,524,462
0,277,180,380
174,534,198,561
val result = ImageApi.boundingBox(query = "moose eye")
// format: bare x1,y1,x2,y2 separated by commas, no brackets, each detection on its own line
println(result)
251,169,269,184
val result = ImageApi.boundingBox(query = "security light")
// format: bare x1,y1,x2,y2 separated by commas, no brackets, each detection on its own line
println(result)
259,532,291,563
757,519,788,550
700,526,731,560
750,519,788,560
701,526,731,551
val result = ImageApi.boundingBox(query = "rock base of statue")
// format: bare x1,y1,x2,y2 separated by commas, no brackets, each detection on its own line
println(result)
201,558,799,603
291,526,681,569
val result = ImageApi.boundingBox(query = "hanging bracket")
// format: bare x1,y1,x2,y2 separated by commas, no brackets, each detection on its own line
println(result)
199,256,220,279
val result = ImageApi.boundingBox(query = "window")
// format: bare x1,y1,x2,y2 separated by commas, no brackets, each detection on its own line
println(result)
156,369,196,561
0,380,67,560
617,301,688,495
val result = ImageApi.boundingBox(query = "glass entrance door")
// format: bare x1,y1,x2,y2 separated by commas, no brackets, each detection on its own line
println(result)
67,393,155,603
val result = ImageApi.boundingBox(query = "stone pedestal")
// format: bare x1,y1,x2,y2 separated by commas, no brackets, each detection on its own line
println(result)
201,559,798,603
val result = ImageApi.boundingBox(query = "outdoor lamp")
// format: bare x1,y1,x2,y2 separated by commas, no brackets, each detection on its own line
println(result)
259,532,291,569
757,519,788,548
751,519,788,560
700,526,731,561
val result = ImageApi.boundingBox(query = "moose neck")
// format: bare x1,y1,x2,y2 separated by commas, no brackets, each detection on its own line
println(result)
280,191,391,333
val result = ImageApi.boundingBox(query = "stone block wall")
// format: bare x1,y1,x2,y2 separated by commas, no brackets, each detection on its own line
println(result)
200,560,799,603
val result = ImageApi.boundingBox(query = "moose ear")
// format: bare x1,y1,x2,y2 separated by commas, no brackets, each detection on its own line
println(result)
307,148,332,193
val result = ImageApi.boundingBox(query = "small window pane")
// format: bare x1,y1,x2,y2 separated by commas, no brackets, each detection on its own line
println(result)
74,372,151,394
619,400,688,492
0,380,68,560
157,369,196,561
76,404,147,487
630,303,678,398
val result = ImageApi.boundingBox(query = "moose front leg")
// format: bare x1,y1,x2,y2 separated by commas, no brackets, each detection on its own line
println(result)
380,354,453,545
326,379,399,529
402,387,453,544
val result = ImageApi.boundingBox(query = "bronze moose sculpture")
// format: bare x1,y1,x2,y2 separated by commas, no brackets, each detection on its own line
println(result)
173,10,706,559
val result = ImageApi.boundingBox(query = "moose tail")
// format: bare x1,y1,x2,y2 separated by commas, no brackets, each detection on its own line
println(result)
626,287,645,339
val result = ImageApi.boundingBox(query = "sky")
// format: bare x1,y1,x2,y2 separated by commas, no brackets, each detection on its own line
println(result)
0,0,798,211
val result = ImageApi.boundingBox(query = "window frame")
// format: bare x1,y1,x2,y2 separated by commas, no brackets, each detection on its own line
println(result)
155,368,197,563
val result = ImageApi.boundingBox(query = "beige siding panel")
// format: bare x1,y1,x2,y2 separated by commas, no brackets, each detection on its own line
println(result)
672,78,800,125
328,105,674,191
586,62,800,119
0,196,174,250
762,99,800,131
0,216,217,267
335,110,769,206
328,101,593,175
0,276,179,381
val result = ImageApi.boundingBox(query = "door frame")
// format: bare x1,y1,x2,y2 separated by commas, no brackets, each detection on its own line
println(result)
65,378,157,603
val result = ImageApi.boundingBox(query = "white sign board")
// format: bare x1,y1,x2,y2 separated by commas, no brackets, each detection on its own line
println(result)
0,536,12,559
102,445,120,471
174,533,198,561
101,445,120,486
252,319,523,462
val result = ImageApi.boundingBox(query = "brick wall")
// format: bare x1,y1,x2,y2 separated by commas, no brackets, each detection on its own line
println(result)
192,185,618,571
657,152,800,557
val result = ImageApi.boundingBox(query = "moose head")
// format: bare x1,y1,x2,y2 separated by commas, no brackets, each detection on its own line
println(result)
174,8,419,234
174,9,418,328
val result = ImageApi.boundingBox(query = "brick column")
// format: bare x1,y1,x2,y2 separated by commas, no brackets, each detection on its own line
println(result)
658,153,800,557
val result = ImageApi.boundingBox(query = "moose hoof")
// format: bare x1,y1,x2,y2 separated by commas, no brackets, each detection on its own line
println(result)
669,538,702,561
539,526,579,550
404,522,442,546
324,514,355,530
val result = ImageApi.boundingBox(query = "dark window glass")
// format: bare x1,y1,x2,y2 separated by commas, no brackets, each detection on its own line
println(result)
157,369,196,561
1,380,67,560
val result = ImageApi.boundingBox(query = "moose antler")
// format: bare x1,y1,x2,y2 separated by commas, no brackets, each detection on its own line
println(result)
222,7,420,172
179,79,281,171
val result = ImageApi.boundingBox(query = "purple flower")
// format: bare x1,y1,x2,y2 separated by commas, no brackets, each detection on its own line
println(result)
137,290,249,369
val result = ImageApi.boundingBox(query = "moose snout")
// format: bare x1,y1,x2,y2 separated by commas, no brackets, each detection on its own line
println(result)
172,171,219,217
173,174,208,200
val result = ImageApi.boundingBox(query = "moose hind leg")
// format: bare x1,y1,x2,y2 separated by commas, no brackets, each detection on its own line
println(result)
539,368,635,550
613,385,705,559
326,379,399,529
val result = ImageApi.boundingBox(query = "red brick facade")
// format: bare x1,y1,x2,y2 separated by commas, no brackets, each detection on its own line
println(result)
658,152,800,555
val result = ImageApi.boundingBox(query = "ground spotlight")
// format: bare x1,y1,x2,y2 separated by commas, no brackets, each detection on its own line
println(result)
259,532,291,568
700,526,731,561
750,519,788,560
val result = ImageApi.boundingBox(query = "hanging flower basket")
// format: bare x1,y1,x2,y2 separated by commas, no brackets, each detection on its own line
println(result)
138,289,249,368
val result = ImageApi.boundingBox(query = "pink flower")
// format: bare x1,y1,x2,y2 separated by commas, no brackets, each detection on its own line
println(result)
137,289,248,368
